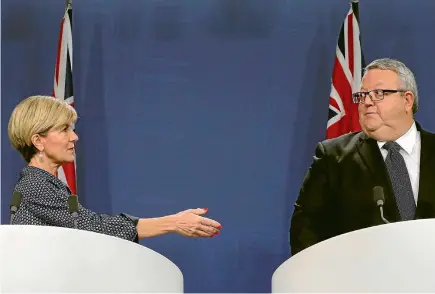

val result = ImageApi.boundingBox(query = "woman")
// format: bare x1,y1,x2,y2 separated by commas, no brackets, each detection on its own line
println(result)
8,95,222,241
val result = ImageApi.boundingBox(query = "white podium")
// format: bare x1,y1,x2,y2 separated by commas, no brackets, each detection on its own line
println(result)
272,219,435,292
0,225,183,293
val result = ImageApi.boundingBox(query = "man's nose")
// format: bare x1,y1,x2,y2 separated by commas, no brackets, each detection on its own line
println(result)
363,94,374,106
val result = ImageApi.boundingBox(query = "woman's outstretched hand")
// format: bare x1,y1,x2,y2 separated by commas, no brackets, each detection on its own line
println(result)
170,208,221,237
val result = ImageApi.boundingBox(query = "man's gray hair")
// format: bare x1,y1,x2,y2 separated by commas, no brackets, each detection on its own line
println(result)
363,58,419,114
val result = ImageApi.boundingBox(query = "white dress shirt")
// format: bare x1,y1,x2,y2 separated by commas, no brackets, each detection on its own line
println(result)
377,122,421,204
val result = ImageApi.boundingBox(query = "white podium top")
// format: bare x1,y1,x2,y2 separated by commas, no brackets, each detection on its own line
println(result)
0,225,183,293
272,219,435,292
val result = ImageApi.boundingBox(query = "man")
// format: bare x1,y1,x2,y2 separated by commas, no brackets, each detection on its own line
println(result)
289,58,435,255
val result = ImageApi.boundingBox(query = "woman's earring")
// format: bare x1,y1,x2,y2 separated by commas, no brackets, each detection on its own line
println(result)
38,151,44,161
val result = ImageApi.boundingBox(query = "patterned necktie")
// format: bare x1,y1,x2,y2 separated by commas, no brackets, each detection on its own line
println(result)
383,141,416,221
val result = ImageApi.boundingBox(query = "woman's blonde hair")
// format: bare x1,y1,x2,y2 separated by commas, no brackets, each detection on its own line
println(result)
8,95,78,162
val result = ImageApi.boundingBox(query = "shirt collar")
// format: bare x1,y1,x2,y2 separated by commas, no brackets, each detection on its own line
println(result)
377,121,417,155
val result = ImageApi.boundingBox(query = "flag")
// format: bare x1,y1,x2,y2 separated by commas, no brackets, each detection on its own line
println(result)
326,0,365,139
53,0,77,194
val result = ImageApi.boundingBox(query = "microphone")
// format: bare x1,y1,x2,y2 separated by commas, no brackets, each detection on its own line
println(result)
9,191,23,224
373,186,390,224
67,195,79,229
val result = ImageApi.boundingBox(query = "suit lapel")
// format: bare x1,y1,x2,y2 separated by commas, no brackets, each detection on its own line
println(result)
356,133,401,221
415,128,435,218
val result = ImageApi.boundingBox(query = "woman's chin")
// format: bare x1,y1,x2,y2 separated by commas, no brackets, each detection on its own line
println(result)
59,156,75,164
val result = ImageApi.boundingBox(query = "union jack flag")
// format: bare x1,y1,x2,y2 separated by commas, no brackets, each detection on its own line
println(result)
326,0,365,139
53,0,77,194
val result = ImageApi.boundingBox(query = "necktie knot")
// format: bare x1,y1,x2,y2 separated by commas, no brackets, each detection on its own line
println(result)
383,141,401,153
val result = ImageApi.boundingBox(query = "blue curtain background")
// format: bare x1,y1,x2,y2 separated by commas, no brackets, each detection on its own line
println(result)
2,0,435,292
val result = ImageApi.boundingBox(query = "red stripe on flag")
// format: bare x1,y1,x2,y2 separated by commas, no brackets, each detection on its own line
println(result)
63,162,77,194
347,13,354,77
326,119,344,139
329,97,340,111
54,18,65,87
332,57,352,103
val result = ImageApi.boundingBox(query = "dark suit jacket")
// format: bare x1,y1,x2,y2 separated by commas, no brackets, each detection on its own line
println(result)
290,122,435,255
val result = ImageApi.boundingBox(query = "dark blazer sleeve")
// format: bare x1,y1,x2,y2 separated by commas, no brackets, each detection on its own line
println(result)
289,141,339,255
13,176,138,242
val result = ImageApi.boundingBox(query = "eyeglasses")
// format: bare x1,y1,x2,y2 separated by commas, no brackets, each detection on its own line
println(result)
352,89,405,104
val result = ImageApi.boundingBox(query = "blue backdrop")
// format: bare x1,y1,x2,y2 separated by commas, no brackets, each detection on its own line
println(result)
2,0,435,292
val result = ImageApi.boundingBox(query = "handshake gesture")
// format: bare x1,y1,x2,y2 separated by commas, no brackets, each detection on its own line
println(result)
136,207,222,239
170,208,222,238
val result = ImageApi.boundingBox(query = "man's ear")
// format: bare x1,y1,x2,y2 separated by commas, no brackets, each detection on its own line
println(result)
31,134,44,152
404,91,415,113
